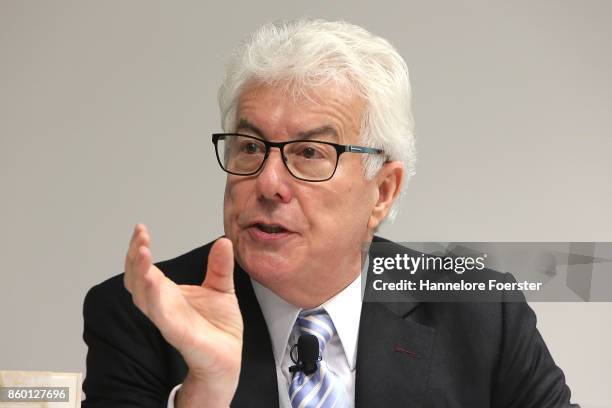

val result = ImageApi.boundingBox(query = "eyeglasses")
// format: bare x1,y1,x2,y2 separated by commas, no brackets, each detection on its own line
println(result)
212,133,384,182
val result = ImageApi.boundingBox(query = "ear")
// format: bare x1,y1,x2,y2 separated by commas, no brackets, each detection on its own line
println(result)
367,161,404,230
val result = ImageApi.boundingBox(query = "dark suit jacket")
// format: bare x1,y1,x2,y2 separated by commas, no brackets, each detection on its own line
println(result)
82,236,573,407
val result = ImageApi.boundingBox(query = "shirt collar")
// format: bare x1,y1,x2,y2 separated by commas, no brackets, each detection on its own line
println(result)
250,256,366,371
319,272,362,370
251,278,301,366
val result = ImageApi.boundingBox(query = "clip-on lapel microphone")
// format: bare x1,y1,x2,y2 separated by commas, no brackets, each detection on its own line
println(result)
289,334,321,375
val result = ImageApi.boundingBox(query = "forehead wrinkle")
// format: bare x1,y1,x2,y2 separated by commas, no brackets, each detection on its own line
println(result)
295,125,338,141
236,83,364,144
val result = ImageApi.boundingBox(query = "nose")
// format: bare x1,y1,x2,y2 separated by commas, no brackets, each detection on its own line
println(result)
255,148,293,203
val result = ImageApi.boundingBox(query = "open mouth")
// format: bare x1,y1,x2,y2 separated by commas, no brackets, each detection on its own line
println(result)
255,223,289,234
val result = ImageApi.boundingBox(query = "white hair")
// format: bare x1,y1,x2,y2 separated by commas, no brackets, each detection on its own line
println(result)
218,19,416,222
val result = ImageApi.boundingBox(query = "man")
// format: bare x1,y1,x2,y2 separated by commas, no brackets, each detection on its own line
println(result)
82,19,574,407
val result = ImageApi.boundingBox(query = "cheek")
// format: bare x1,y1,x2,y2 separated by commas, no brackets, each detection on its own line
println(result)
223,180,235,210
307,183,366,234
337,181,375,227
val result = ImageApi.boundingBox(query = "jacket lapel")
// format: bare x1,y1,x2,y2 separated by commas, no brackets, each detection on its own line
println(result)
355,237,435,408
355,301,434,408
231,265,279,408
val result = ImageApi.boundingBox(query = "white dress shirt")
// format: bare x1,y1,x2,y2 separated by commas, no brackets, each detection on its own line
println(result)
168,270,363,408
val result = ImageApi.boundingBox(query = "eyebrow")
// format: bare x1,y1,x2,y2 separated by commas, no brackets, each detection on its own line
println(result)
236,118,339,141
236,119,265,138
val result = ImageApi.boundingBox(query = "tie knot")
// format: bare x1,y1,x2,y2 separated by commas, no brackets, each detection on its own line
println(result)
296,309,336,352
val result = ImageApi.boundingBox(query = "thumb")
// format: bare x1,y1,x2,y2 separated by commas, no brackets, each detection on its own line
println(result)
202,237,235,293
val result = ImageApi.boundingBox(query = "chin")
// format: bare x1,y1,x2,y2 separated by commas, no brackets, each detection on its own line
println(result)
237,246,299,285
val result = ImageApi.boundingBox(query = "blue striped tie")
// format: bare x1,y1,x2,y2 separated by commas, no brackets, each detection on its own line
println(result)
289,309,349,408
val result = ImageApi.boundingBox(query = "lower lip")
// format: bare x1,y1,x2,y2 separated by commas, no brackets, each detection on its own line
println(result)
247,226,295,242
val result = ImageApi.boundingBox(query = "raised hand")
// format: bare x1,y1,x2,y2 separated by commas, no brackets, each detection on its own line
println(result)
123,224,243,407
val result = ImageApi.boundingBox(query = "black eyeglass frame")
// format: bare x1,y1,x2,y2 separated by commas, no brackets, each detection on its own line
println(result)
212,133,384,182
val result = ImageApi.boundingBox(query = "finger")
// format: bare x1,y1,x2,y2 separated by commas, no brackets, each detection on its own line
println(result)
144,274,206,354
125,223,143,274
202,238,235,293
125,236,152,300
128,223,144,252
127,224,150,267
130,245,157,314
124,224,143,292
125,225,150,288
137,257,195,342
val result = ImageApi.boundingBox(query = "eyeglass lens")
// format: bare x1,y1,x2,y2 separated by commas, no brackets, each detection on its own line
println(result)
217,135,338,181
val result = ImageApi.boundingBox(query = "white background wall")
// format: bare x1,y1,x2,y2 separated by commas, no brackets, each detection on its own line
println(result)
1,1,610,406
